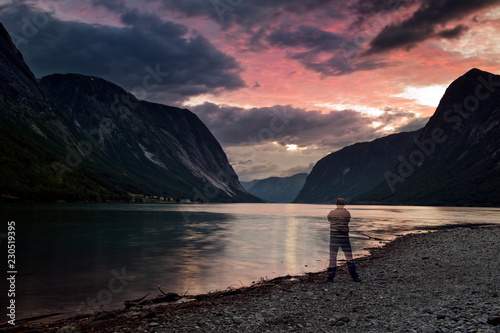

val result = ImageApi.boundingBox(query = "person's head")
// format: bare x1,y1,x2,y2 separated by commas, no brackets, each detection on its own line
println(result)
336,198,346,207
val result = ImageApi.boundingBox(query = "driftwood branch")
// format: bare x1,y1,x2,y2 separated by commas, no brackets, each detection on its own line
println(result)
124,288,181,309
157,285,168,296
123,275,303,309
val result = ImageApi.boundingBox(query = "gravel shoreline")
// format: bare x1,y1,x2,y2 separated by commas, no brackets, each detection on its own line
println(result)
4,226,500,333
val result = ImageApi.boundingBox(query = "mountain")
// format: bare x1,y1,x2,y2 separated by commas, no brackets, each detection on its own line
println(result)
241,173,308,203
38,73,259,202
0,23,128,202
294,130,422,204
355,68,500,206
0,23,259,203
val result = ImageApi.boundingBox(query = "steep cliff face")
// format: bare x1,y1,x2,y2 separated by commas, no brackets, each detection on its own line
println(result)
0,22,45,120
294,130,422,203
0,23,130,202
0,23,257,202
241,173,308,203
356,69,500,206
38,74,257,202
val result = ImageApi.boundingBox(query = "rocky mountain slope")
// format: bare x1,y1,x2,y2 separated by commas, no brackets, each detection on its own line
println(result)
0,23,258,202
294,131,421,203
0,22,128,202
241,173,308,203
356,68,500,206
38,73,258,202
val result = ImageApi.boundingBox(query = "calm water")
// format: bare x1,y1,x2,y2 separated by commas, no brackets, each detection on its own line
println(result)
1,203,500,319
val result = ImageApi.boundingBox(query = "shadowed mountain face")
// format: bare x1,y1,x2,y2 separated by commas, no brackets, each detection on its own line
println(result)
356,68,500,206
241,173,308,203
0,23,259,202
0,23,45,118
38,73,259,202
0,22,114,202
293,131,422,204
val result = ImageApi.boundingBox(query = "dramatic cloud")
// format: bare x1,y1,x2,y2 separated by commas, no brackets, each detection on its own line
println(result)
155,0,342,29
231,160,315,181
265,25,387,76
191,102,425,149
364,0,500,55
267,25,345,51
2,0,499,180
33,0,500,79
91,0,127,12
209,101,427,181
0,2,245,104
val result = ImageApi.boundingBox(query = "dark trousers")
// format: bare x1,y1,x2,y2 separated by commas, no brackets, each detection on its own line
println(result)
328,231,359,278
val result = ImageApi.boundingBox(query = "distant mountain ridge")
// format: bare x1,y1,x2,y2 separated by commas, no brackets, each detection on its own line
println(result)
241,173,308,203
296,68,500,206
0,23,259,202
355,68,500,206
294,130,422,203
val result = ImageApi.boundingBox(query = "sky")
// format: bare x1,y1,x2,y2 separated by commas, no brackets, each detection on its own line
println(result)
2,0,500,181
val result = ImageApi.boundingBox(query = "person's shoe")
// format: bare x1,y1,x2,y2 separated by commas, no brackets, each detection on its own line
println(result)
326,267,336,280
318,277,334,284
352,276,362,282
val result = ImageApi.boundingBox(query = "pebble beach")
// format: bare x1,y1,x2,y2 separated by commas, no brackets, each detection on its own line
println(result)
4,226,500,333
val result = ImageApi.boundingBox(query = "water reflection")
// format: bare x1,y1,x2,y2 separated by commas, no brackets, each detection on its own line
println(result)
326,198,360,282
1,203,499,319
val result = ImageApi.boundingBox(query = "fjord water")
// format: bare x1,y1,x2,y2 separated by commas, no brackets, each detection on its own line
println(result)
2,203,500,319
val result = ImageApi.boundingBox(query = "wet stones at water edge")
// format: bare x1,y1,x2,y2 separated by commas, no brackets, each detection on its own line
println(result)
487,316,500,326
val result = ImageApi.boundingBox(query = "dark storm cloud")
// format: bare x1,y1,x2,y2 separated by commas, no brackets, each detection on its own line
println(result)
267,25,391,76
191,102,420,149
364,0,500,55
0,3,245,104
350,0,412,15
91,0,127,12
267,25,344,52
81,0,500,78
80,0,385,77
155,0,340,28
437,24,469,39
291,51,391,76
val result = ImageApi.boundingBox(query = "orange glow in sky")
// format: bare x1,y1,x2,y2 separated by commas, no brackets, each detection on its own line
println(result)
5,0,500,180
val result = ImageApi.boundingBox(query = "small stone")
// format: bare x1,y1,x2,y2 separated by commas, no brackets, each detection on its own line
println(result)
143,310,157,319
297,323,304,328
437,314,447,320
148,322,159,327
233,316,243,324
487,317,500,326
56,326,80,333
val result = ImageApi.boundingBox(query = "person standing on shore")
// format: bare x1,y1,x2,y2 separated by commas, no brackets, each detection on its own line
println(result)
325,198,361,282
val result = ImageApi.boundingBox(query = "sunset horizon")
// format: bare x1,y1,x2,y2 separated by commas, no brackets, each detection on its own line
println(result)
2,0,500,180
